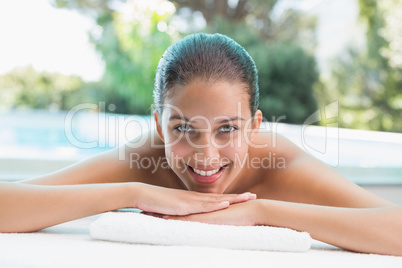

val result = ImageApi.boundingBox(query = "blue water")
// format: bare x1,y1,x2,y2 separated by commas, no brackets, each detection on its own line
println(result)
8,125,73,148
0,109,150,159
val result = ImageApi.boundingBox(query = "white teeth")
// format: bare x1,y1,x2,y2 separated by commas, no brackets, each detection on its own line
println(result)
193,167,220,176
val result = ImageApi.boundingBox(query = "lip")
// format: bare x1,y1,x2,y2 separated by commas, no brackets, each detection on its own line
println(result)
187,164,227,184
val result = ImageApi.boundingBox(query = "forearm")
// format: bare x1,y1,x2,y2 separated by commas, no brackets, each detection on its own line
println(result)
257,200,402,256
0,182,134,233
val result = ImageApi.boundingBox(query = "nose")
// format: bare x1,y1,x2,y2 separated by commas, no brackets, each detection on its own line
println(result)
191,132,220,163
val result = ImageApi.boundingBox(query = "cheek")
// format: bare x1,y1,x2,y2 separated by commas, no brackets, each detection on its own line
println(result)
168,141,191,157
229,145,248,159
219,135,249,162
164,138,193,168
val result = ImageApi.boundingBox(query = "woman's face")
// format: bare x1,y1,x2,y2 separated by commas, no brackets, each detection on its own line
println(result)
155,79,262,193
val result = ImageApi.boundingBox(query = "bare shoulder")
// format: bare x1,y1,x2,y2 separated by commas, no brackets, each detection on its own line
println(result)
21,131,177,187
248,131,394,208
122,131,180,188
248,130,304,164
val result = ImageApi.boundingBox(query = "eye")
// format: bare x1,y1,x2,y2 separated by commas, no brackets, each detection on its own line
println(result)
218,125,238,133
174,124,194,132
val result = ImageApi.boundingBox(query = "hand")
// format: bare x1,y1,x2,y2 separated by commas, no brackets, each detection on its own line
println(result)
157,199,262,226
132,183,257,216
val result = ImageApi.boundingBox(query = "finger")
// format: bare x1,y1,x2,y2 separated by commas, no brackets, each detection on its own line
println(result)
238,193,257,201
222,193,257,204
203,193,257,204
245,193,257,200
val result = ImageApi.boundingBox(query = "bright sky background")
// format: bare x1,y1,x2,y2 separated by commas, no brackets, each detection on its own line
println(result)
0,0,359,81
0,0,104,81
308,0,361,73
277,0,361,73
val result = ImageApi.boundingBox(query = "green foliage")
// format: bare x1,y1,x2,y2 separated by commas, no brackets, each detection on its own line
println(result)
326,0,402,132
172,0,316,49
86,5,176,114
0,66,85,110
257,43,318,123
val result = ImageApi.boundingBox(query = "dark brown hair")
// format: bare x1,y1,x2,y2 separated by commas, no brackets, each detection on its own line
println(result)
154,33,259,115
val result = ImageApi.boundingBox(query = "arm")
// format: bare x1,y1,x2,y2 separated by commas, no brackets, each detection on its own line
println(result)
0,143,142,232
0,181,255,233
256,200,402,256
0,181,131,232
164,199,402,256
260,141,402,255
257,135,402,256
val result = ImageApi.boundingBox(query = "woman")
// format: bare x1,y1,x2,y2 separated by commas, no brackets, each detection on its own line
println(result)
1,33,401,256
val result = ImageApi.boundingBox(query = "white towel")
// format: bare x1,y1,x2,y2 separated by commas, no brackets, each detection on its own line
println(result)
90,212,312,252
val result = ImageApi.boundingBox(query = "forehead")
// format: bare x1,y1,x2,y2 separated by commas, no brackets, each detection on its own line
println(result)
162,80,251,122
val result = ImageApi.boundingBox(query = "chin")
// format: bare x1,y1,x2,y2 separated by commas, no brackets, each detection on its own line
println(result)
191,184,227,194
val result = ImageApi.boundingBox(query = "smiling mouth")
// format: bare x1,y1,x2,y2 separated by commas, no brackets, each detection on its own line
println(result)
186,164,228,184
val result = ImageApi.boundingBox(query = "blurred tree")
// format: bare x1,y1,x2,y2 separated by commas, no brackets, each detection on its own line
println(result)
0,66,84,110
52,0,176,114
257,43,318,122
51,0,188,115
380,0,402,69
326,0,402,132
171,0,316,48
50,0,319,123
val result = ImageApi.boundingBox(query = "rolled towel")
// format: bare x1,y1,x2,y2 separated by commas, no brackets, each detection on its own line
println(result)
90,212,312,252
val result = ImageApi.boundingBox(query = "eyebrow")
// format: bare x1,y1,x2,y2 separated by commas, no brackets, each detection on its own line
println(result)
169,115,245,124
215,117,245,124
169,115,191,122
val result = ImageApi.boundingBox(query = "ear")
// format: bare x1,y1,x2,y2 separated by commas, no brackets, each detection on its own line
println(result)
154,111,165,142
250,109,262,140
